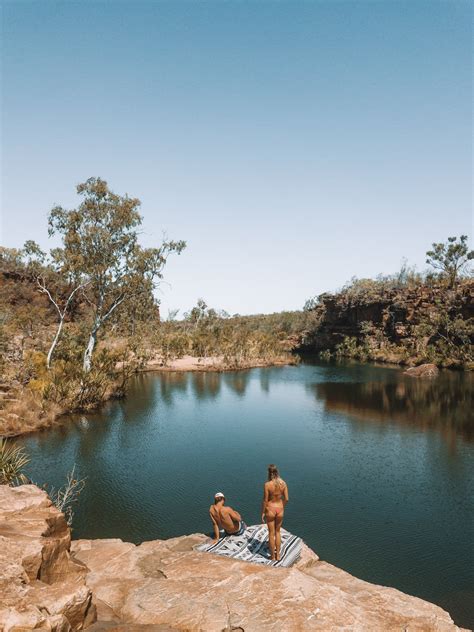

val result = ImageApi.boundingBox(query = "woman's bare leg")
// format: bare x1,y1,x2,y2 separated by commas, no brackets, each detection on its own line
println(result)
266,511,276,560
275,513,284,561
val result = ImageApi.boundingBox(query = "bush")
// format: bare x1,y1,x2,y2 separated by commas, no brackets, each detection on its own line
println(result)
0,439,29,485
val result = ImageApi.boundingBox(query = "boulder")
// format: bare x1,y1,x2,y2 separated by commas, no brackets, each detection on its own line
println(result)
0,484,95,631
404,363,440,377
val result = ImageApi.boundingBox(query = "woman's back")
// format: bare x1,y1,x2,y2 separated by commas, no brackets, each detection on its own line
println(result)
266,478,286,504
262,465,289,561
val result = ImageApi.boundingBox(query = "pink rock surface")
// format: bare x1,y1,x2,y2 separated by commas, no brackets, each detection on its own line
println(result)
72,533,461,631
1,484,465,632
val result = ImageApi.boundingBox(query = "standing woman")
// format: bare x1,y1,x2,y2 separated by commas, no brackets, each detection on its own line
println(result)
261,464,289,561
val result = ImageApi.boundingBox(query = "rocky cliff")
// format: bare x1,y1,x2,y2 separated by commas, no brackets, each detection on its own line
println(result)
300,280,474,367
0,485,466,631
0,484,95,631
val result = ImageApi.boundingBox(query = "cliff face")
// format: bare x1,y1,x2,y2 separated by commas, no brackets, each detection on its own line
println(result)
300,280,474,366
0,484,95,631
0,485,466,632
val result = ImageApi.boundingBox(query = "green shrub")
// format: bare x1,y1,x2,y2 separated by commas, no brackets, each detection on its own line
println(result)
0,439,29,485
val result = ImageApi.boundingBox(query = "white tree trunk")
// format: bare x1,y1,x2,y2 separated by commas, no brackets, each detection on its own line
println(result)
46,317,65,369
38,278,89,370
82,293,124,372
83,327,98,373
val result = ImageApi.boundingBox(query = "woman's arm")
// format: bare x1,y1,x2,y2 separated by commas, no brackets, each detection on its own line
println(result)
261,484,268,522
283,483,289,506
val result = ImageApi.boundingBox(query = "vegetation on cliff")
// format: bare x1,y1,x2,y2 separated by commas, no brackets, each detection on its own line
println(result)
301,238,473,368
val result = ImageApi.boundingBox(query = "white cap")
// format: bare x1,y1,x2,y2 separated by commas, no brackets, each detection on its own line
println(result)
214,492,225,499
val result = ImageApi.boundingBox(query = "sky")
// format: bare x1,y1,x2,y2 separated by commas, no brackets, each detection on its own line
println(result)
1,0,472,316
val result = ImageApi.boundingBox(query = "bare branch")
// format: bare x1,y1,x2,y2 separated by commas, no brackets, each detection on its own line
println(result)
102,294,127,322
37,277,90,319
37,277,62,318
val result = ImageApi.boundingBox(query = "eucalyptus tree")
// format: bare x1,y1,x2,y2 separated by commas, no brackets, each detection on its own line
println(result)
426,236,473,288
22,240,88,368
47,177,185,372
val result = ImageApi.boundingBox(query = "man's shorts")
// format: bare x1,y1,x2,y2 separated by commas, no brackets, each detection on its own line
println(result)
225,520,247,536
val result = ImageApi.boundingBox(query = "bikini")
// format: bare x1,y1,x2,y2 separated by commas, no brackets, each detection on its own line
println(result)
267,480,284,515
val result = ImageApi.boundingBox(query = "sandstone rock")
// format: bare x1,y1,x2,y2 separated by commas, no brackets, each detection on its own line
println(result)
1,485,464,631
404,363,440,377
0,484,94,632
300,280,473,361
72,534,461,631
86,624,178,631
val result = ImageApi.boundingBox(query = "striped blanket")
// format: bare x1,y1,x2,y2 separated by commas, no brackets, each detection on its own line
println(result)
194,524,302,568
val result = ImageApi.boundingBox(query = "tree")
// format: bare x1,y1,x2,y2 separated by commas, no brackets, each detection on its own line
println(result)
22,240,88,369
426,236,473,288
48,177,185,372
37,276,88,368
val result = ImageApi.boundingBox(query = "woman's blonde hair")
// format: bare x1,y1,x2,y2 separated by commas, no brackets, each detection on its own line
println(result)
268,463,282,487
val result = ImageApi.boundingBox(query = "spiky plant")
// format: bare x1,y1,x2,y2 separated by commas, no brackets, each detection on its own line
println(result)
49,465,86,526
0,438,30,485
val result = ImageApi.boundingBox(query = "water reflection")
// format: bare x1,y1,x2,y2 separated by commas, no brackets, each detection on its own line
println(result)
222,370,250,396
313,371,474,445
124,369,253,407
259,369,271,393
158,372,189,405
190,372,222,400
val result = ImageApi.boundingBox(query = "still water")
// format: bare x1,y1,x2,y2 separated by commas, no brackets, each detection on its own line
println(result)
21,360,474,628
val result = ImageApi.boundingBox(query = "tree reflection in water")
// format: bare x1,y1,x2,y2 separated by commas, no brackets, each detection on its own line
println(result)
313,370,474,449
222,371,250,397
158,372,189,405
190,372,222,400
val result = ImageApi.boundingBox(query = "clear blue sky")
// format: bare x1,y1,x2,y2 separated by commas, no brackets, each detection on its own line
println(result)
1,1,472,315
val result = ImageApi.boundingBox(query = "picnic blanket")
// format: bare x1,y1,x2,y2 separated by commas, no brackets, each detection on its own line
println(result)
194,524,302,568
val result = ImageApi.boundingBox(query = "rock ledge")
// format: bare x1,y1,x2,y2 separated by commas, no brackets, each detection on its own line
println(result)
0,485,464,631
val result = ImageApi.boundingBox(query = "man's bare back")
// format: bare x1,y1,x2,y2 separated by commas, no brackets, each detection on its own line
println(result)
209,493,243,542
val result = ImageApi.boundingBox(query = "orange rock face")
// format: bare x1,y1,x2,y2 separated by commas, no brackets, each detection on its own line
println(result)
0,484,95,631
0,485,465,631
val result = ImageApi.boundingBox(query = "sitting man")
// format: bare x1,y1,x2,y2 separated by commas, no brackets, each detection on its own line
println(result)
209,492,246,542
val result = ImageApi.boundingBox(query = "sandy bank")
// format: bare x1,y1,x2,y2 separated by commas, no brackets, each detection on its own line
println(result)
144,354,294,372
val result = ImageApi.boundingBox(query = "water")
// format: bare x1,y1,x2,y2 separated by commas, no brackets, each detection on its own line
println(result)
20,360,474,628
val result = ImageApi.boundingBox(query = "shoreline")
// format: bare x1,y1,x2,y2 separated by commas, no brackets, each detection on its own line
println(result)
142,353,295,373
0,355,296,439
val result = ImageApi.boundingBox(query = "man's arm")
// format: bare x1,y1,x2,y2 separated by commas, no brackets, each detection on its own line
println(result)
228,506,241,521
209,510,220,542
